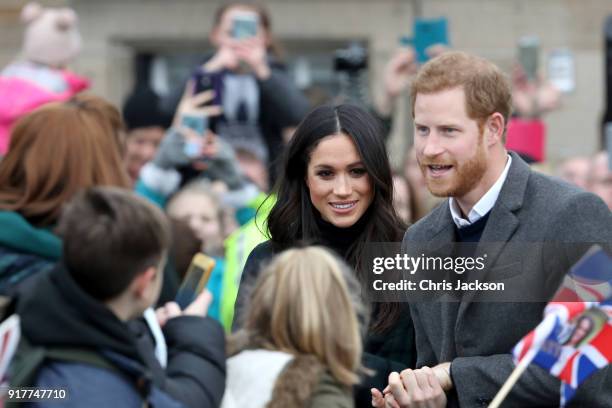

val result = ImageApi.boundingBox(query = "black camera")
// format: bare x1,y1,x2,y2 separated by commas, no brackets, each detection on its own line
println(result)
334,42,368,73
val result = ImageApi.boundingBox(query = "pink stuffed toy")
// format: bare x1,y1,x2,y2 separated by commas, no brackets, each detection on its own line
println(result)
0,2,90,154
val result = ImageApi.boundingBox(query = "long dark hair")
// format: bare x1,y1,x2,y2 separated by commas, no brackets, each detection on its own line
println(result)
267,104,406,332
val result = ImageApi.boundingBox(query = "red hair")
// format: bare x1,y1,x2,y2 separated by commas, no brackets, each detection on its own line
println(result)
0,94,130,226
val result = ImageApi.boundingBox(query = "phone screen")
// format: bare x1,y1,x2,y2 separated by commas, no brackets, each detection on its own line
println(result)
414,17,449,63
181,114,207,158
519,36,540,82
181,114,207,135
231,12,259,39
548,49,574,93
175,253,216,310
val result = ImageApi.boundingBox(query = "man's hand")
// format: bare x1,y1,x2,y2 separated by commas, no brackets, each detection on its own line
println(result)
375,367,448,408
432,362,452,392
372,362,453,407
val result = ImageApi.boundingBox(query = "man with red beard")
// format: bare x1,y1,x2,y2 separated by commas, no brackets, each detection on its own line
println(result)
372,52,612,407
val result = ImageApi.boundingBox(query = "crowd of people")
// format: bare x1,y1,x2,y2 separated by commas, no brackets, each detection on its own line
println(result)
0,2,611,408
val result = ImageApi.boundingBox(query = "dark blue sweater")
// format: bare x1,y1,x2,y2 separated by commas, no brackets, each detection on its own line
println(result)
455,212,491,243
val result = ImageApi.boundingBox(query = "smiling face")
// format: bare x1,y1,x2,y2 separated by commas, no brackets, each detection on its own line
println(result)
414,87,492,203
305,133,373,228
124,126,165,183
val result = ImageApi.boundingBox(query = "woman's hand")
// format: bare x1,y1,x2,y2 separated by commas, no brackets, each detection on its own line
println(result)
204,44,240,72
172,80,222,128
233,36,270,80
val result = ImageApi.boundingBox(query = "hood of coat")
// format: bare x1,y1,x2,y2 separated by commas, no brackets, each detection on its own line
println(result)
17,264,143,361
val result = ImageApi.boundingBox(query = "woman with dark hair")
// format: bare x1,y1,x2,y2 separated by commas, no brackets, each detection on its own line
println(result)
234,104,415,407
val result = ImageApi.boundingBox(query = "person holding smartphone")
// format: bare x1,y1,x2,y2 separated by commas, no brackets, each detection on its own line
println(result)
174,3,310,188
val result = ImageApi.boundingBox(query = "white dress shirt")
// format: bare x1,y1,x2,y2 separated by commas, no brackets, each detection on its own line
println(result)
449,155,512,228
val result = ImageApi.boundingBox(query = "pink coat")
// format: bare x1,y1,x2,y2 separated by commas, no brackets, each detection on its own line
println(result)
0,69,89,154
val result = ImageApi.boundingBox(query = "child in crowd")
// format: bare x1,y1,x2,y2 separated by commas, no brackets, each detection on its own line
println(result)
223,246,366,408
166,181,232,322
10,187,226,408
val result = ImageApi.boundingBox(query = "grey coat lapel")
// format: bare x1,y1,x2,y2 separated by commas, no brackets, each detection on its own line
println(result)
427,201,456,257
457,152,530,317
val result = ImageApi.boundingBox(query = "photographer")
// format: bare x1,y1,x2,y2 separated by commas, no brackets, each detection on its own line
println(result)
167,3,309,187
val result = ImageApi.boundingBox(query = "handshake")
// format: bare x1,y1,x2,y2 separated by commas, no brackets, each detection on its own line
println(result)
371,362,452,408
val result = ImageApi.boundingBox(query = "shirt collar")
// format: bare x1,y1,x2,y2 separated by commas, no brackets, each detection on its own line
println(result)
449,155,512,228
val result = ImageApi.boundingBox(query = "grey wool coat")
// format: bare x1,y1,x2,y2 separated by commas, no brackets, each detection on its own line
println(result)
402,152,612,407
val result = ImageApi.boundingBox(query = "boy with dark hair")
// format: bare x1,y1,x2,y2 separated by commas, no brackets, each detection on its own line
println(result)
11,187,226,407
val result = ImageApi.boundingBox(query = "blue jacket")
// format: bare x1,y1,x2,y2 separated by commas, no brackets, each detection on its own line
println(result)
16,265,226,408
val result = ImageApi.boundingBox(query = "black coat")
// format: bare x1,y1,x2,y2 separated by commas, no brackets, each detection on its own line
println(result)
234,241,416,408
16,265,226,408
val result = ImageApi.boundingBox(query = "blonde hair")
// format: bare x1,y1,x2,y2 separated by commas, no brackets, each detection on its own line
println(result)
233,246,365,387
410,51,512,139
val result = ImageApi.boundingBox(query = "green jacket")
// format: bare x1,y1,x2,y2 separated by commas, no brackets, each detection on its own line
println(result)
0,211,61,293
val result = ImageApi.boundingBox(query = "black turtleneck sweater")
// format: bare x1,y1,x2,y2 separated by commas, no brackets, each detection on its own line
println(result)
313,211,369,258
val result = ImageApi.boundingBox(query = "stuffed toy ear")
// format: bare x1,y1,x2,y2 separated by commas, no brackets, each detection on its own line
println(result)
56,9,78,31
21,2,43,24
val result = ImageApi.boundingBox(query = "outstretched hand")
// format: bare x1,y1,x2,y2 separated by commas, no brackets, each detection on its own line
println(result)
377,47,418,116
156,290,213,327
384,47,418,99
173,80,222,129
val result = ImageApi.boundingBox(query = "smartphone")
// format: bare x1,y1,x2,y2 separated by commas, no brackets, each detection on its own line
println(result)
231,11,259,40
518,36,540,83
413,17,449,64
181,114,207,136
193,70,218,100
181,114,207,158
191,69,222,132
547,48,575,93
175,253,216,310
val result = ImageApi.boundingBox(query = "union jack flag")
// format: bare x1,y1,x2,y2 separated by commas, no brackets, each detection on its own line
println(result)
512,246,612,406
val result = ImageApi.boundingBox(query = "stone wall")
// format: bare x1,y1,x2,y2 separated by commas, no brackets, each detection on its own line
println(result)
1,0,610,166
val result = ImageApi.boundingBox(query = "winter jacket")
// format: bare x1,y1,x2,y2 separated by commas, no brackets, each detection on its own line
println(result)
220,196,274,331
0,62,89,154
234,241,415,408
221,349,353,408
0,211,60,295
14,264,226,408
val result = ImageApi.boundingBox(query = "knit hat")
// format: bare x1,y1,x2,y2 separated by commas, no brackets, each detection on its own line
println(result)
122,86,172,131
20,2,82,68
